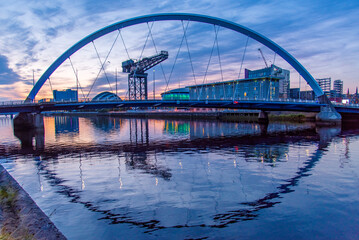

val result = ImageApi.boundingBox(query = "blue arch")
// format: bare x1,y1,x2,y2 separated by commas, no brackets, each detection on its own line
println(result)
25,13,324,102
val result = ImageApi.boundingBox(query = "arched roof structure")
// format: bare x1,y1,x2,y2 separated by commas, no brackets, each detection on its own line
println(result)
25,13,324,102
92,91,122,101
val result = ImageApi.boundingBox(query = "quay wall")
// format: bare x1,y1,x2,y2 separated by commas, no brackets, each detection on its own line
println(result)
0,164,67,240
44,110,316,122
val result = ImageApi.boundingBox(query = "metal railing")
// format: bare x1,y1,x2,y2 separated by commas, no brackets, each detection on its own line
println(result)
2,97,359,108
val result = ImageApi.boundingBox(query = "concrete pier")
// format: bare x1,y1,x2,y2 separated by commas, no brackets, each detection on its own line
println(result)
258,111,269,123
315,95,342,125
13,113,44,131
316,105,342,126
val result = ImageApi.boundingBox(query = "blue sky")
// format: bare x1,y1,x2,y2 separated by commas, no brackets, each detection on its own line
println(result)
0,0,358,100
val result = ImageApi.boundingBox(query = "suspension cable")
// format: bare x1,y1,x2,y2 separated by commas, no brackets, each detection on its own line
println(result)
214,25,225,99
119,29,131,60
139,22,152,61
87,32,120,98
233,36,249,100
68,56,86,99
75,71,86,101
199,24,218,100
181,21,198,97
48,77,53,92
147,22,168,89
91,41,114,93
165,21,188,93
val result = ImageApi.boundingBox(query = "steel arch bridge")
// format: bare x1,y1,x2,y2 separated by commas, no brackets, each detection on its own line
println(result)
26,13,326,103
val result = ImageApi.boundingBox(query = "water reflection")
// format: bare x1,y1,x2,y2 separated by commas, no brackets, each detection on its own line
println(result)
55,116,79,135
213,146,325,226
163,121,190,135
3,116,354,238
13,127,44,151
128,119,149,145
90,117,123,133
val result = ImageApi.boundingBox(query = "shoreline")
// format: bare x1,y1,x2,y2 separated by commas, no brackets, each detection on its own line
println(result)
43,110,316,123
0,164,67,239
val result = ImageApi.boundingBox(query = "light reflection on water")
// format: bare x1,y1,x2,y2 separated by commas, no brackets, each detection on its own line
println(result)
0,116,359,239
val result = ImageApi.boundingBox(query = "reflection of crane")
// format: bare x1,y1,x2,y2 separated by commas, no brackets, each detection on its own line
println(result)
258,48,269,68
122,51,169,100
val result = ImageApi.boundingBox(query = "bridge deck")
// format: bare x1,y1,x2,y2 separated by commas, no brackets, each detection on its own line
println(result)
0,100,358,115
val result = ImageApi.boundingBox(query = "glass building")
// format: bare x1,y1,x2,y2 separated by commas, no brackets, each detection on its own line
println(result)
245,65,290,98
188,77,279,100
161,88,190,100
53,89,78,102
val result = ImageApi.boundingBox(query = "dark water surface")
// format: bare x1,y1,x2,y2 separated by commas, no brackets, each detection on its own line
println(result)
0,116,358,239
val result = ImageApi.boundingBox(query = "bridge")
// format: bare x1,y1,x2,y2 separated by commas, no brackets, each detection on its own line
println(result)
4,13,356,127
2,99,359,115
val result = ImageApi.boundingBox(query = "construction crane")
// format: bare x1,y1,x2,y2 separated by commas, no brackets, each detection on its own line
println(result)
258,48,269,68
122,51,169,100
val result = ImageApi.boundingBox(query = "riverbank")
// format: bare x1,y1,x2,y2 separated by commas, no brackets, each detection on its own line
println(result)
44,110,316,123
0,165,66,240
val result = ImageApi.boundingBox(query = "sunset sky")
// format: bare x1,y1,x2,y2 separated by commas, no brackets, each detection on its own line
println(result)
0,0,358,101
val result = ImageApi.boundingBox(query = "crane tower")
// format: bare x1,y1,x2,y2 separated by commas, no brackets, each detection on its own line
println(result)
258,48,269,68
122,51,169,100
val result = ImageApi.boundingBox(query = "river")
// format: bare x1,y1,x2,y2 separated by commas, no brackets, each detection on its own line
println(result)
0,115,358,239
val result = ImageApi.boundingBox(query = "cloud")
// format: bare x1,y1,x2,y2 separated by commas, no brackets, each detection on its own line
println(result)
0,55,22,85
0,0,359,98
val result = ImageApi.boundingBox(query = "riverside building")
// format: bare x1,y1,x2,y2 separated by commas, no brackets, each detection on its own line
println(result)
187,77,279,100
245,64,290,99
53,89,78,102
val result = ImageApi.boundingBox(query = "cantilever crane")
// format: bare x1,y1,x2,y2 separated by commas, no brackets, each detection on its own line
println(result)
258,48,269,68
122,51,169,100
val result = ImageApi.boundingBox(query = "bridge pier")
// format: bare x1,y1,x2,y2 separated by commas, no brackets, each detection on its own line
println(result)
13,113,44,150
258,111,269,123
13,113,44,131
316,105,342,126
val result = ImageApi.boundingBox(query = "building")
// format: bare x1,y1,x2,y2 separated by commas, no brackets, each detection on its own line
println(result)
245,64,290,98
188,77,279,100
290,88,315,100
53,89,78,102
289,88,300,99
92,92,122,101
161,88,190,100
316,78,331,96
300,90,315,100
333,79,343,98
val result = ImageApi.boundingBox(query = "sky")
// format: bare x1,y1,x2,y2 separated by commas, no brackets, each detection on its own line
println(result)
0,0,358,101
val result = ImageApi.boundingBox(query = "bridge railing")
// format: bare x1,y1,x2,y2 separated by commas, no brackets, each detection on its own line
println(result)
0,100,28,106
3,97,359,107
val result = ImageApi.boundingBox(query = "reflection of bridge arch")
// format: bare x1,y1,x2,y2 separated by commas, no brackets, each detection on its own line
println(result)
26,127,330,232
26,13,325,102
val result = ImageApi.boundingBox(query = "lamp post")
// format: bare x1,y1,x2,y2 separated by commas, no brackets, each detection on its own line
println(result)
115,68,118,96
153,69,155,100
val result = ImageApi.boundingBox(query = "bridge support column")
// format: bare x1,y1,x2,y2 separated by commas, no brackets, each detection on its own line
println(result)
316,105,342,126
13,113,44,131
258,111,269,123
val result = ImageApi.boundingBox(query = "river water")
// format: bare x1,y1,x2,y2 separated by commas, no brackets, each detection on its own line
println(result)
0,115,358,239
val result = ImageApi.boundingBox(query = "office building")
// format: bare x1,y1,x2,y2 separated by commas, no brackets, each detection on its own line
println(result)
300,90,315,100
245,65,290,98
289,88,300,99
333,79,343,98
316,78,331,96
53,89,78,102
188,76,280,100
